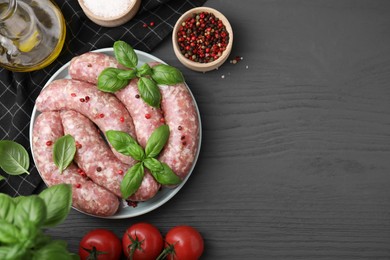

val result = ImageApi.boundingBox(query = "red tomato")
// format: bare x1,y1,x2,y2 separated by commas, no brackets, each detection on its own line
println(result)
122,222,164,260
165,225,204,260
79,229,122,260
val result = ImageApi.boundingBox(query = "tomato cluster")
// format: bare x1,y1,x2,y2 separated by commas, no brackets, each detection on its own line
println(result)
78,223,204,260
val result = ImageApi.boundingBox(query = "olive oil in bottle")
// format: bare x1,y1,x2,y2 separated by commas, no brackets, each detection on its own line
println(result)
0,0,66,72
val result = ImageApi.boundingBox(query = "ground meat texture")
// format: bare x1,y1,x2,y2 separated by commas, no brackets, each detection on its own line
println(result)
69,52,125,84
35,78,137,165
32,111,119,216
158,83,200,180
116,78,165,148
60,110,160,201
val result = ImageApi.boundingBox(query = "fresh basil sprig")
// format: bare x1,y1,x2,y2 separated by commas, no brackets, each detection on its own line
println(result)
97,40,185,108
0,184,75,259
52,135,76,174
107,125,181,198
0,140,30,175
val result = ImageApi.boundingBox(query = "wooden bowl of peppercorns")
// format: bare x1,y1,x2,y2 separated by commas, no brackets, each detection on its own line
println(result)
172,7,233,72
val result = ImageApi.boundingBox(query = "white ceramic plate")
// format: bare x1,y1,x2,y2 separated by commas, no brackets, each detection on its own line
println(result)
29,48,202,219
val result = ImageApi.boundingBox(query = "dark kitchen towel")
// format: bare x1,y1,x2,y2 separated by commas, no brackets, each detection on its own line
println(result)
0,0,206,196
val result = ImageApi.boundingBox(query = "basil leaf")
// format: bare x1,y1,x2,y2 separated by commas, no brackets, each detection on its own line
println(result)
145,125,170,158
39,184,72,228
137,63,152,77
149,162,182,185
0,193,15,223
106,130,137,154
53,135,76,174
97,67,129,93
0,140,30,175
121,162,144,199
13,195,47,229
114,40,138,68
138,76,161,108
0,175,4,181
0,219,20,244
32,240,74,260
151,64,185,85
19,221,39,246
143,158,164,172
0,244,27,260
117,69,137,80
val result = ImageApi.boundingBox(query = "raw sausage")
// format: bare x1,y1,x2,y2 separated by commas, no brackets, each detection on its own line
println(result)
69,52,125,85
116,78,165,148
60,110,160,201
69,52,164,148
35,78,137,165
158,83,200,180
32,111,119,216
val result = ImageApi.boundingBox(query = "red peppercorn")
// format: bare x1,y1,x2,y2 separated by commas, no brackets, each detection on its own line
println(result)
99,113,104,118
149,21,155,27
96,167,102,172
142,23,148,28
160,118,165,123
79,98,85,102
75,183,81,188
71,93,76,97
178,126,183,130
119,116,125,123
135,94,140,99
75,141,82,149
145,113,151,119
127,201,138,208
46,140,53,146
85,96,90,102
118,170,124,175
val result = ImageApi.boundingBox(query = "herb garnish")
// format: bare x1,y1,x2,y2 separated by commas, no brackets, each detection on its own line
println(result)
52,134,76,174
107,125,181,199
0,140,30,176
97,41,184,108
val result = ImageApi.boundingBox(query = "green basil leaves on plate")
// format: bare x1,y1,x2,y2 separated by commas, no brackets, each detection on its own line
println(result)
98,41,185,108
107,125,181,198
52,135,76,174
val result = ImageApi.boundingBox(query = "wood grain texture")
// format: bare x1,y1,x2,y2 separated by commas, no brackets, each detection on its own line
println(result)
46,0,390,259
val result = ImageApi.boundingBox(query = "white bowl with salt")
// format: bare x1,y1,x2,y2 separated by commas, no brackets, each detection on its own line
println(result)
78,0,141,27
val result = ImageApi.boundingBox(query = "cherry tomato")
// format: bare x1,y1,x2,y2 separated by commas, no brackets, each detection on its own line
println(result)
122,222,164,260
164,225,204,260
79,229,122,260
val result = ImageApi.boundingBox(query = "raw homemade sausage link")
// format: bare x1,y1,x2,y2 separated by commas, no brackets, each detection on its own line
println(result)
158,83,200,180
60,110,160,201
35,78,137,165
69,52,125,85
32,111,119,216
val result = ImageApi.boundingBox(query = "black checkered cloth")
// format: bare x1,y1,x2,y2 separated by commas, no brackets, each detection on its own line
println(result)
0,0,206,196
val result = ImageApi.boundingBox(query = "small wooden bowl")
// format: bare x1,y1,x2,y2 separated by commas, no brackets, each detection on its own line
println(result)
78,0,141,27
172,7,233,72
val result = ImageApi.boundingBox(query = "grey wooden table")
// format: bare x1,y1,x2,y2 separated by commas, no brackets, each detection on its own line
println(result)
48,0,390,258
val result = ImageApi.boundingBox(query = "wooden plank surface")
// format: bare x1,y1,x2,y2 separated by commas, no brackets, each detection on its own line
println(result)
47,0,390,258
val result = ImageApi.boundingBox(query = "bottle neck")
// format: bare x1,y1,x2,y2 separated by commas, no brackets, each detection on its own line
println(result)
0,0,17,21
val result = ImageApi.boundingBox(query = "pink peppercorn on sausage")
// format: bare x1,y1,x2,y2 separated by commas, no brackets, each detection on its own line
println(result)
158,83,200,180
32,111,119,216
69,52,125,85
35,78,137,165
60,110,160,201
